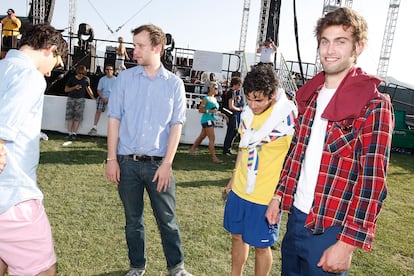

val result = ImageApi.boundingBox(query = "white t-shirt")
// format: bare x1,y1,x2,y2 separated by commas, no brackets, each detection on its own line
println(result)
293,85,336,214
259,47,276,63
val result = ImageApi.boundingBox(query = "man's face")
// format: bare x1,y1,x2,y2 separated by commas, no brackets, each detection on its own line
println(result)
319,25,364,79
132,30,159,66
246,91,275,115
40,46,62,77
105,66,114,77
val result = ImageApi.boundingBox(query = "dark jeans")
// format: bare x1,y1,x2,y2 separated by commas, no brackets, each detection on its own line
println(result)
223,115,238,154
117,155,184,270
281,207,349,276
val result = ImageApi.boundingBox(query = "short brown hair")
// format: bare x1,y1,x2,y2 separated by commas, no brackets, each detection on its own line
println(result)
76,65,87,74
131,24,166,57
19,23,67,59
315,7,368,48
230,76,242,87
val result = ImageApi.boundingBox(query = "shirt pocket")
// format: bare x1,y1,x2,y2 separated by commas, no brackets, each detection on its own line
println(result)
325,122,356,158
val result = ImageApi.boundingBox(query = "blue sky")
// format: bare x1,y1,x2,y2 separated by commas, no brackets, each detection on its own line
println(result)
1,0,413,86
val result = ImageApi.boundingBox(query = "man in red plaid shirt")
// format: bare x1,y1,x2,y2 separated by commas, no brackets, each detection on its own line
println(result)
265,7,394,275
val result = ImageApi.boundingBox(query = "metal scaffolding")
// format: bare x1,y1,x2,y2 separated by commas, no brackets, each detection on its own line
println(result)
238,0,251,76
31,0,46,24
377,0,401,80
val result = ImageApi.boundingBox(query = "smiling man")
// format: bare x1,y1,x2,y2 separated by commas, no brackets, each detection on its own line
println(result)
223,63,297,276
265,7,394,275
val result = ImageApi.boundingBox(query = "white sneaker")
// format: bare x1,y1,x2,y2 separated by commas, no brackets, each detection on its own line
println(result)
169,267,193,276
88,128,97,136
125,268,145,276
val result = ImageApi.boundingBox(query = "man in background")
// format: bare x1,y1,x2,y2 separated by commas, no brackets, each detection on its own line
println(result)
64,64,95,140
256,37,277,65
224,64,297,275
222,76,243,156
88,64,116,136
0,23,67,276
1,8,21,58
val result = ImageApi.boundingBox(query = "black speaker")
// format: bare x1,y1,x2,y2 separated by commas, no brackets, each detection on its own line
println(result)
72,46,96,72
104,52,116,69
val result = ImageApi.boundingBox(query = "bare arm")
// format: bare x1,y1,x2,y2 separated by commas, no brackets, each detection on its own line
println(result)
124,46,130,60
265,196,282,225
64,84,81,93
270,42,277,52
228,95,241,112
13,17,21,29
105,118,120,184
225,148,242,193
86,86,95,99
152,123,182,192
198,98,208,113
96,89,103,98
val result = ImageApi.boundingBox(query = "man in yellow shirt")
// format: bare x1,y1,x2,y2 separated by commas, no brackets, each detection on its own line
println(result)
223,63,297,276
1,8,22,58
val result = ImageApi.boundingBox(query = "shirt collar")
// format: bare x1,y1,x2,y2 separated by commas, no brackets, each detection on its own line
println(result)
134,63,169,80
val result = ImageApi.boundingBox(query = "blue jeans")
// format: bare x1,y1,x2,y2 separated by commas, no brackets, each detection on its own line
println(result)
223,115,238,154
281,207,349,276
117,155,184,270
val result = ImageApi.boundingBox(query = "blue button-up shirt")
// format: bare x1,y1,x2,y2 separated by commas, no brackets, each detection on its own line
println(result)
0,50,45,214
108,64,186,157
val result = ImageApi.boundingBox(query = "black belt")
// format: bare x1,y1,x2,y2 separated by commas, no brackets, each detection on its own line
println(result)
127,154,163,162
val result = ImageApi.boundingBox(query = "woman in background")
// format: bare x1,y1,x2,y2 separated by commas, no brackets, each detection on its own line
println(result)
189,81,226,164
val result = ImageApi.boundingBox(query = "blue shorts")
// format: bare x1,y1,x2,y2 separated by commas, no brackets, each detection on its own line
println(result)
223,191,279,248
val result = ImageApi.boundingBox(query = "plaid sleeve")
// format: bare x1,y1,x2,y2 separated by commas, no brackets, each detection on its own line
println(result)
339,97,393,251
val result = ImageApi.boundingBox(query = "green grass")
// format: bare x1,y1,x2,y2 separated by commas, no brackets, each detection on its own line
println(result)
36,132,414,275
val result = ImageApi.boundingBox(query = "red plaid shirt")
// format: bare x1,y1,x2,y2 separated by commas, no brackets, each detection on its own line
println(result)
276,88,393,251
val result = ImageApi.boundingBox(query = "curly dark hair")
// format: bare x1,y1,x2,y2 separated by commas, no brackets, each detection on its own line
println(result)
243,63,279,98
19,23,67,59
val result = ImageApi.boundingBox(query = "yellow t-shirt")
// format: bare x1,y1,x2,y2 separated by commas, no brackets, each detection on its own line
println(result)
232,105,293,205
1,17,21,36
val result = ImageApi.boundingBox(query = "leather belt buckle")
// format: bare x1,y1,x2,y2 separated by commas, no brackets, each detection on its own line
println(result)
130,154,162,162
132,154,144,161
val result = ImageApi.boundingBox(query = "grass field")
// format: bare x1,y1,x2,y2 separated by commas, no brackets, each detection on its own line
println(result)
36,132,414,276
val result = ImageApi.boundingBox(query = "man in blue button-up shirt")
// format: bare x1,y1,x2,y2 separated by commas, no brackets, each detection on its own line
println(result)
105,24,192,276
0,23,67,276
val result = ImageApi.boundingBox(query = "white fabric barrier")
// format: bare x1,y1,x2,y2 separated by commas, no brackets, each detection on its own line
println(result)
41,95,226,146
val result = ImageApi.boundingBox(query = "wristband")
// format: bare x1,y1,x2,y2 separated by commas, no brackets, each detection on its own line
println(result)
272,195,282,202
